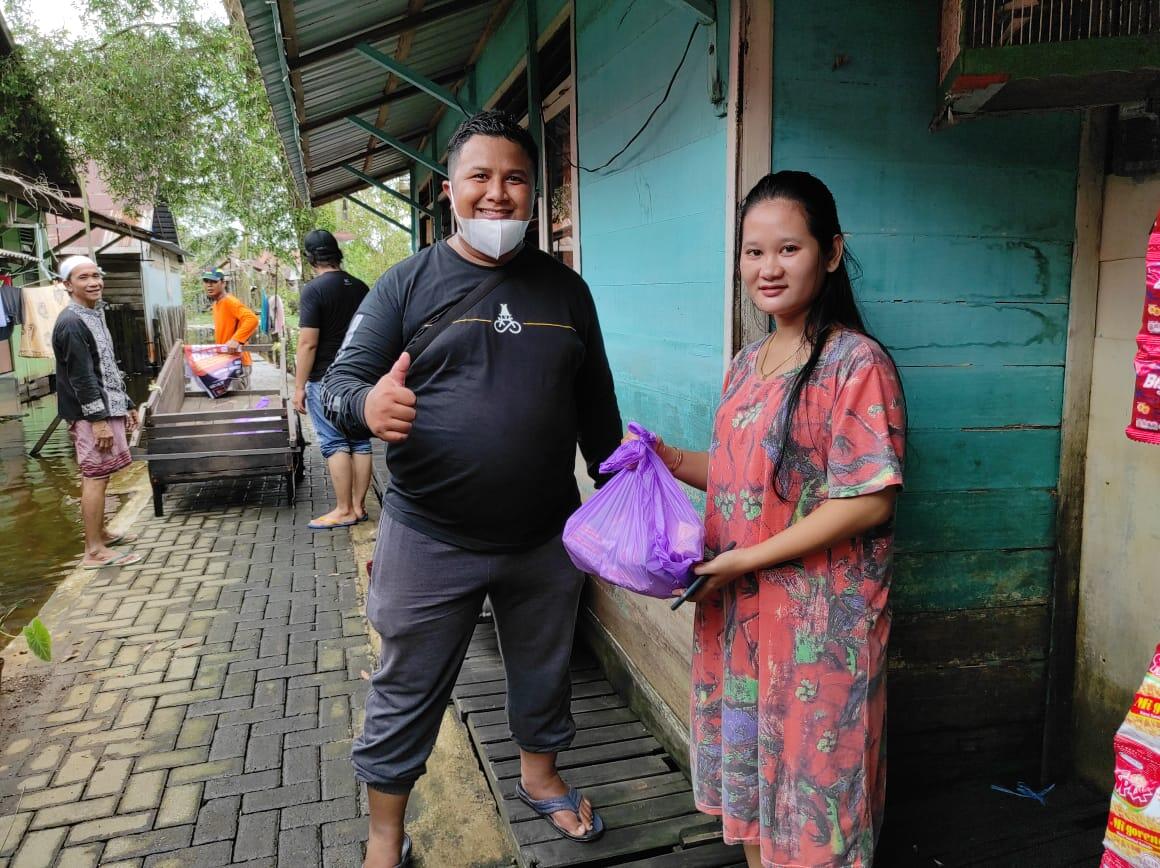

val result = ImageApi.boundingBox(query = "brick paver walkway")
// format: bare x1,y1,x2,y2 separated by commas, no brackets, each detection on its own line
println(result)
0,451,376,867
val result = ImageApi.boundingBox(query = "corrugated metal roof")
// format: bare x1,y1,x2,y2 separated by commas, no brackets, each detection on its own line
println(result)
233,0,505,207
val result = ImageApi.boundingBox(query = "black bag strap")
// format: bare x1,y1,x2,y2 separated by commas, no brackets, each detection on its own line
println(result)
402,265,515,363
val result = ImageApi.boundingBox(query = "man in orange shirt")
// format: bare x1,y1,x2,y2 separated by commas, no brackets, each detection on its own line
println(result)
203,268,258,390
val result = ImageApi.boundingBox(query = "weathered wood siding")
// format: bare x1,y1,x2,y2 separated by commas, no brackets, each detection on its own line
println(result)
773,0,1081,782
98,254,150,375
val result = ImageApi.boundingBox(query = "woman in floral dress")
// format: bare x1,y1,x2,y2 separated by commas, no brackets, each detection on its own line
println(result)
647,172,906,867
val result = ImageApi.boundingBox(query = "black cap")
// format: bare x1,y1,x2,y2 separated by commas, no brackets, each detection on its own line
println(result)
304,229,341,259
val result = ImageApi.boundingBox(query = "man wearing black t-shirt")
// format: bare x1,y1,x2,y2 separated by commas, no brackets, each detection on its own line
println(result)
322,111,622,867
292,229,370,529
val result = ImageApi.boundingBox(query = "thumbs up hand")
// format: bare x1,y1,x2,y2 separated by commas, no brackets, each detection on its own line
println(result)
364,352,416,443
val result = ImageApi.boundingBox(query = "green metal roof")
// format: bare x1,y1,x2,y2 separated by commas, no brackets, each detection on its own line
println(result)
229,0,509,206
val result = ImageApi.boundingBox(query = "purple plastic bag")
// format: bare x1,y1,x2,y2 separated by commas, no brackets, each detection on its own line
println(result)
563,422,705,598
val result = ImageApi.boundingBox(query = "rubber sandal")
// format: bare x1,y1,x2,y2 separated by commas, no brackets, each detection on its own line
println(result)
395,833,412,868
307,517,359,530
356,512,370,523
82,551,142,570
106,532,139,546
515,781,604,843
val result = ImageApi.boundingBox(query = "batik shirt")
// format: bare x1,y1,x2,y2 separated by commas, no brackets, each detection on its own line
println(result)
51,300,130,421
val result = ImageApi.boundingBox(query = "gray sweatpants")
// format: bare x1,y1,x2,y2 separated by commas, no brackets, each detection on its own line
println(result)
352,513,585,794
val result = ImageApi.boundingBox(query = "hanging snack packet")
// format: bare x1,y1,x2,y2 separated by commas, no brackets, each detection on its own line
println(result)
1127,208,1160,446
1101,644,1160,867
1144,258,1160,339
1126,346,1160,446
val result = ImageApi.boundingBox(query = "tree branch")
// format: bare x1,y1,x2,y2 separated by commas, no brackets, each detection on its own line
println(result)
97,21,182,49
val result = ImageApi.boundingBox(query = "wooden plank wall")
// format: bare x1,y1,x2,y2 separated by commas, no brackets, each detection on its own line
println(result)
99,255,149,375
570,0,732,748
574,1,728,467
99,254,143,308
772,0,1082,783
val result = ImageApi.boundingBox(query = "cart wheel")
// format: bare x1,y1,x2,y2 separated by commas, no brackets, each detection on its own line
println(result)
285,472,296,505
152,482,165,517
294,451,305,482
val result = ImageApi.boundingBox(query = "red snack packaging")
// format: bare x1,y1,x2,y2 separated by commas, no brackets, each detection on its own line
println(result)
1127,345,1160,446
1145,261,1160,340
1101,644,1160,867
1127,209,1160,445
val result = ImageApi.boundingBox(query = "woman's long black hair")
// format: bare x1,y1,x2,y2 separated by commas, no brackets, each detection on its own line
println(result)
738,171,898,501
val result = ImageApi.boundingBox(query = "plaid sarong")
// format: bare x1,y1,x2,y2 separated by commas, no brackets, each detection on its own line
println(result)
69,417,132,479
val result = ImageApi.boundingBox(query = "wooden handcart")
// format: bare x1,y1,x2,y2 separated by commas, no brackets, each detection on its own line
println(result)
131,341,305,516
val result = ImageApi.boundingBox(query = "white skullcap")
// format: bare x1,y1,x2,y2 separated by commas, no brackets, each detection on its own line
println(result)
58,255,100,282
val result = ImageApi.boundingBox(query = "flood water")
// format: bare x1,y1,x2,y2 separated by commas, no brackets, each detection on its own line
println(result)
0,385,144,648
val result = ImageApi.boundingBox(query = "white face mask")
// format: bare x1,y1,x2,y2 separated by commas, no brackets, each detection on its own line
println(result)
448,188,531,260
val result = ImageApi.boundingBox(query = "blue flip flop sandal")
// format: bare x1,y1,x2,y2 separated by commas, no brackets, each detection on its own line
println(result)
515,781,605,843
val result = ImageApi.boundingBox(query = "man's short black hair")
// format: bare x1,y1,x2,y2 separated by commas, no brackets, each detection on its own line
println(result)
446,110,538,180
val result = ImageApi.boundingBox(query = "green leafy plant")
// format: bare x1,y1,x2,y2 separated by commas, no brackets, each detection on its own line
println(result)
0,603,52,663
21,618,52,662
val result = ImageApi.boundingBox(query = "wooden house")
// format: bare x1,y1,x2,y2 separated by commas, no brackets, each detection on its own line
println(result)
45,164,188,374
233,0,1160,804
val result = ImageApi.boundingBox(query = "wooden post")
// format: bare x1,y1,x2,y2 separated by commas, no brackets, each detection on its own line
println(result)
525,0,543,157
724,0,774,358
1040,108,1108,782
29,414,64,458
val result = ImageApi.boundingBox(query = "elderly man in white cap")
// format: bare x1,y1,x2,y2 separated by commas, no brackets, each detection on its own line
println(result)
51,255,142,569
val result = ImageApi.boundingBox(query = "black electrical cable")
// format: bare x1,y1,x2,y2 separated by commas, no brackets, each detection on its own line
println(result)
570,22,701,174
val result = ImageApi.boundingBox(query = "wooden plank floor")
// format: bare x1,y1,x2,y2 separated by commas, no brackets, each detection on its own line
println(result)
451,621,745,868
453,621,1110,868
878,778,1107,867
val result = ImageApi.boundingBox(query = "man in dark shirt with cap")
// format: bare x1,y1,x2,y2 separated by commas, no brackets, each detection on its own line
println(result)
292,229,370,529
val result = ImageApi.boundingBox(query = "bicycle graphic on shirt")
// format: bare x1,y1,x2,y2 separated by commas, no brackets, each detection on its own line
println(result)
493,304,523,334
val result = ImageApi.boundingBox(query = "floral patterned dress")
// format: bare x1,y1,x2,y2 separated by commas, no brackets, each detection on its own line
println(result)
691,328,906,868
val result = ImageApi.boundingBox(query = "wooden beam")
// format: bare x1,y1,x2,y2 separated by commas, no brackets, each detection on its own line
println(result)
727,0,773,356
340,165,436,218
96,231,129,255
666,0,716,24
276,0,312,170
305,127,429,177
355,43,478,116
344,195,413,235
302,69,468,133
413,0,516,193
50,227,88,253
1040,107,1109,784
290,0,492,72
364,0,425,174
346,116,448,177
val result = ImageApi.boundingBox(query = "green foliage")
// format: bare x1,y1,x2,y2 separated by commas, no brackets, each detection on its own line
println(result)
313,187,414,287
22,617,51,662
0,50,72,178
4,0,308,257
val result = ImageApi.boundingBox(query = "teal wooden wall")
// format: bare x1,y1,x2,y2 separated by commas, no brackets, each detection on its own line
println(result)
773,1,1081,781
574,2,728,459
